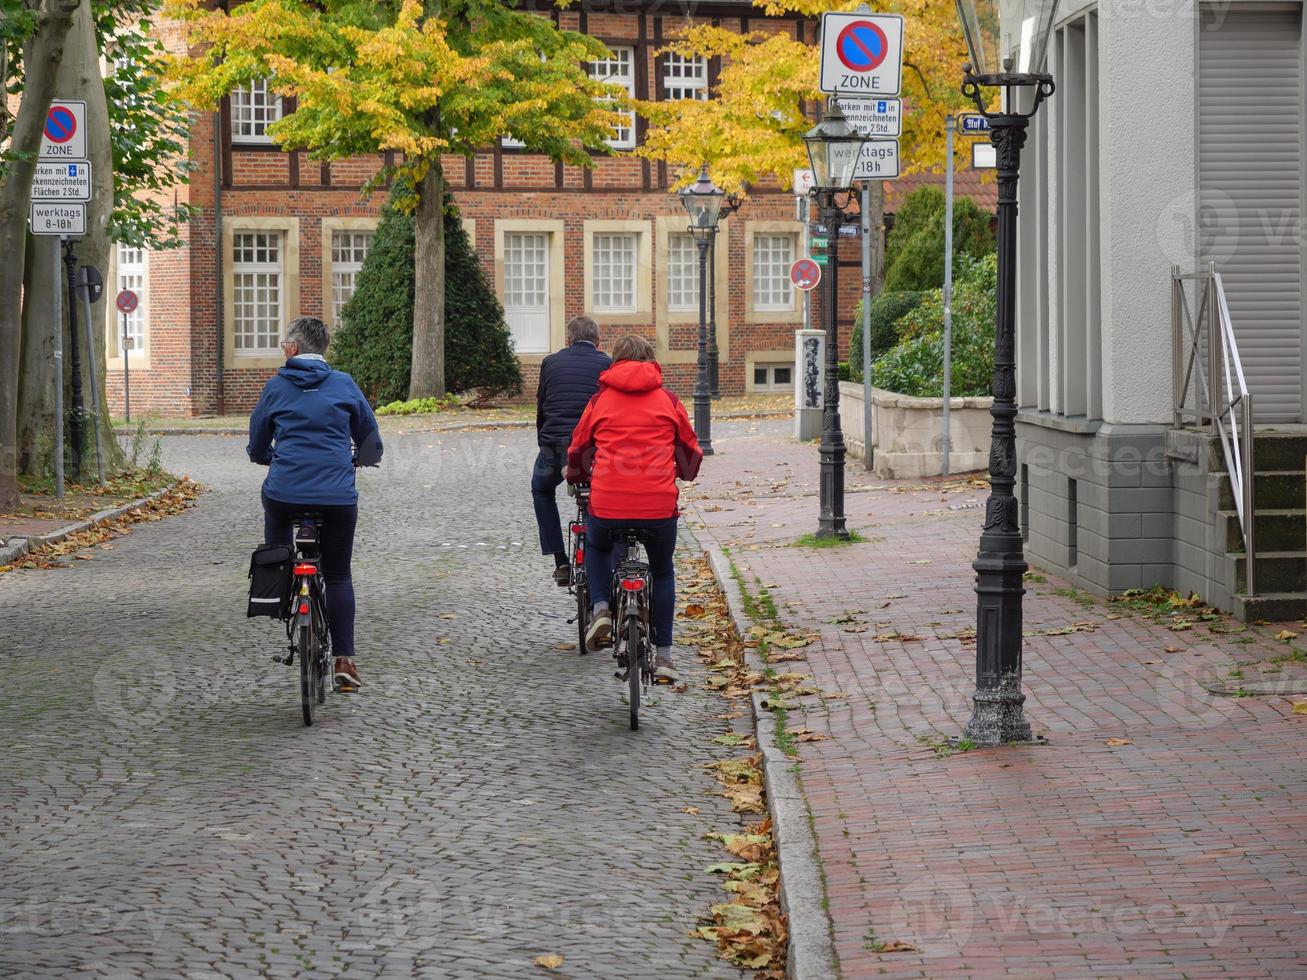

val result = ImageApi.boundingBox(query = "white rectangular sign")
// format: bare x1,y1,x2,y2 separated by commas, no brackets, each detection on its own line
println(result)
819,12,904,96
32,161,92,202
835,96,902,138
792,168,814,196
852,140,901,180
30,202,86,236
38,101,87,160
972,142,997,169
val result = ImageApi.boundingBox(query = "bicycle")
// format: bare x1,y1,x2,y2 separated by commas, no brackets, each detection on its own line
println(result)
271,513,333,726
609,528,655,731
566,484,591,655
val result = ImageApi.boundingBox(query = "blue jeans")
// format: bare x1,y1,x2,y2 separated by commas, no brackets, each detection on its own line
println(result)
586,515,678,648
262,494,358,659
531,445,568,556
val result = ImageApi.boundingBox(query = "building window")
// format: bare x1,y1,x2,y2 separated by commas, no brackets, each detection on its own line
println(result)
588,47,636,149
592,232,637,312
330,230,372,325
232,231,283,352
116,243,147,350
752,234,794,310
230,78,282,143
504,231,551,354
753,363,795,391
663,53,707,101
667,233,700,311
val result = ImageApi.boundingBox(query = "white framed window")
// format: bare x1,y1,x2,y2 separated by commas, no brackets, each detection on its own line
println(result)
753,363,795,391
232,231,283,352
663,53,707,101
504,231,551,354
588,47,636,149
230,78,283,143
752,234,794,310
116,243,147,350
330,230,372,325
667,233,700,311
592,233,638,312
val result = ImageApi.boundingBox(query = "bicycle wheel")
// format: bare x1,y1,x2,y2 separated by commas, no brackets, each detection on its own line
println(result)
575,573,589,655
315,592,329,704
627,616,641,731
299,619,316,726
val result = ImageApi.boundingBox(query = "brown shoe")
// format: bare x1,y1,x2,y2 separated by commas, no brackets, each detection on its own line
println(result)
334,658,363,691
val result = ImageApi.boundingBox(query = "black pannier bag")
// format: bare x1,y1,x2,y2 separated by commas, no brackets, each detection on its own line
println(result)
248,544,293,618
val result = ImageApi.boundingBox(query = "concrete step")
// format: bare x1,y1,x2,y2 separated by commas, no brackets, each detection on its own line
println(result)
1222,509,1305,552
1254,434,1307,471
1218,470,1307,511
1229,550,1307,594
1233,591,1307,623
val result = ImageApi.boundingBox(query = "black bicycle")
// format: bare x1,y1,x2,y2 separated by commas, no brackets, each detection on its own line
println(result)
610,528,655,731
566,484,591,654
272,513,332,726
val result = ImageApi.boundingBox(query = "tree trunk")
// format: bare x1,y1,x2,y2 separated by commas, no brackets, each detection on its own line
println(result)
17,234,57,476
868,181,886,294
0,0,81,510
409,161,446,399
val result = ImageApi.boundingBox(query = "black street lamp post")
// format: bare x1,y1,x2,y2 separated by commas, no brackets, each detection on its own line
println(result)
954,0,1059,746
802,101,868,539
680,166,726,455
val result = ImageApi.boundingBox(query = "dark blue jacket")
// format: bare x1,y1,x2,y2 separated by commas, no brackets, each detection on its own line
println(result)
536,341,612,448
247,357,383,506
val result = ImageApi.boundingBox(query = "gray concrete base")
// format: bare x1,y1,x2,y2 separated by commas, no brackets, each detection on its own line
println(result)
794,407,822,442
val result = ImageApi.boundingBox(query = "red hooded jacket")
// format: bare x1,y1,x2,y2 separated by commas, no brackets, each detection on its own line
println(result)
566,360,703,520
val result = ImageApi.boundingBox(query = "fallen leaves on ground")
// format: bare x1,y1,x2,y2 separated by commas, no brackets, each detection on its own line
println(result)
697,818,788,973
785,727,831,742
1292,702,1307,715
533,954,564,970
1024,621,1098,637
1275,629,1298,641
1105,737,1133,747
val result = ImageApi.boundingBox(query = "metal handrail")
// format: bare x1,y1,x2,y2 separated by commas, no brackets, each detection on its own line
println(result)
1172,263,1256,595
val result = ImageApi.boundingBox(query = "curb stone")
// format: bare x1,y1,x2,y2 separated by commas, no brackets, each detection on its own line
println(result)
0,483,181,567
685,508,839,980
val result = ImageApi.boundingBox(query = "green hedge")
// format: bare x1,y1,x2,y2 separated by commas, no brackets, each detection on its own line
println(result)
331,187,523,405
847,290,926,382
882,185,995,293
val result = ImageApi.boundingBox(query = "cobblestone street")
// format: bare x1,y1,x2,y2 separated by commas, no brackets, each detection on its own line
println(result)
1,428,749,979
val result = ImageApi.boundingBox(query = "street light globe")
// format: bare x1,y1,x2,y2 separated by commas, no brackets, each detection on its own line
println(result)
955,0,1059,81
802,100,867,193
679,166,725,238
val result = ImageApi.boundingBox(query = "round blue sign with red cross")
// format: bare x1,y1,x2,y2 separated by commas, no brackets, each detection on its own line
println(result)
44,105,77,144
836,20,889,73
790,258,822,292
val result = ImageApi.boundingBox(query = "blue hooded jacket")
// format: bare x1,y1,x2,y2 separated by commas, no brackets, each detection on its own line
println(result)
246,357,383,506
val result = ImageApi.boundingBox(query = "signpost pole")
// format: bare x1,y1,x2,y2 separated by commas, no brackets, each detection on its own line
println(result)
62,240,84,483
52,237,64,500
861,181,874,470
78,266,106,486
942,115,955,478
122,313,131,424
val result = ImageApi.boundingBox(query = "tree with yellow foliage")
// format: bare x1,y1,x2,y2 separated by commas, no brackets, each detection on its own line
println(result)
166,0,621,398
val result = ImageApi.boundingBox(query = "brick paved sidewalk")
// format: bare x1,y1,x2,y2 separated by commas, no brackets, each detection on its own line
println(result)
686,421,1307,979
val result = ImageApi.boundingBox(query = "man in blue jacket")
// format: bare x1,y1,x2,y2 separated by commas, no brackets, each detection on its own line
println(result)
247,316,383,691
533,315,611,585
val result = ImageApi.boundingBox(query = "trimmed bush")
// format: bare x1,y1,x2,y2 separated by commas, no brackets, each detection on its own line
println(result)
332,188,523,405
870,253,997,398
882,186,995,293
847,289,926,382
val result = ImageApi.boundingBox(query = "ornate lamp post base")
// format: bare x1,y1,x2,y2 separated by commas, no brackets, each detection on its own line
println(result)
816,192,848,540
963,677,1032,745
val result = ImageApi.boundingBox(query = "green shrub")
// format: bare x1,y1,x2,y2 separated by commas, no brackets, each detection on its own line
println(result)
882,186,995,292
376,395,462,416
870,253,997,398
332,188,523,405
847,290,926,382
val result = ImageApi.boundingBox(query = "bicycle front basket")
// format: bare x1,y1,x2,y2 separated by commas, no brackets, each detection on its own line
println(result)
247,543,293,618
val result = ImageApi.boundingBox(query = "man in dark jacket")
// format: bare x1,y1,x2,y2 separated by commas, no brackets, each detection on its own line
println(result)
534,315,611,584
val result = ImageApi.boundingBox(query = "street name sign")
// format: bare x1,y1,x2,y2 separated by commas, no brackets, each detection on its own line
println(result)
959,113,992,136
835,96,902,137
852,140,901,180
30,202,85,236
812,223,862,238
38,101,87,160
32,161,92,202
972,142,997,169
790,257,822,291
819,12,904,96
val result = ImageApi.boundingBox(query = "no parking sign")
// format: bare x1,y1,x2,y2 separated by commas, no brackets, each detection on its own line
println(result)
790,257,822,292
819,12,904,96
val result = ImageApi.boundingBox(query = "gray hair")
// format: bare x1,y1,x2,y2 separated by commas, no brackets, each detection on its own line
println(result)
286,316,330,355
566,315,600,345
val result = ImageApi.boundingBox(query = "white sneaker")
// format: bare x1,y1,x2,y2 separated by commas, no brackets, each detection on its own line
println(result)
585,610,613,652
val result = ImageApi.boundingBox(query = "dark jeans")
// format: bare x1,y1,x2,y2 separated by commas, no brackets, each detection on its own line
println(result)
262,494,359,659
586,515,678,648
531,444,569,556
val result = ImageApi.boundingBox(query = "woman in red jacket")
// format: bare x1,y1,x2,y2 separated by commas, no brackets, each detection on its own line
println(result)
567,336,703,681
